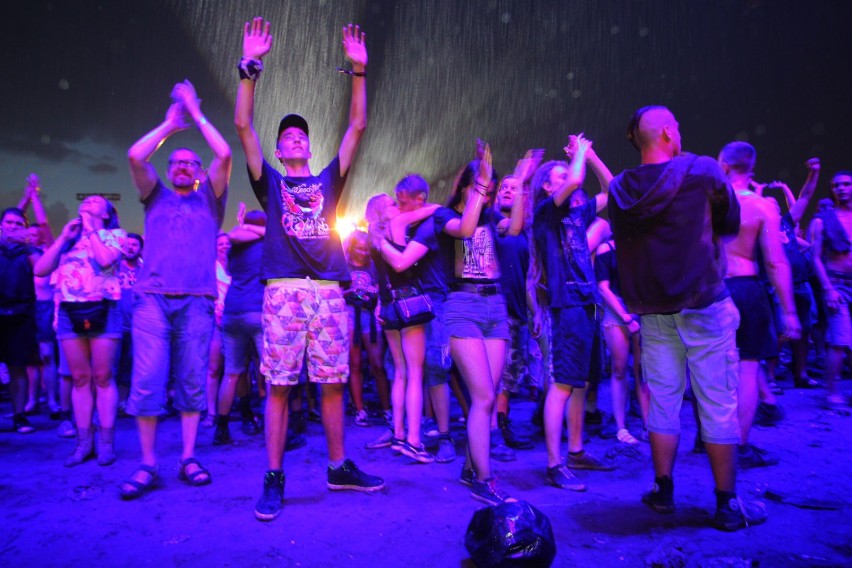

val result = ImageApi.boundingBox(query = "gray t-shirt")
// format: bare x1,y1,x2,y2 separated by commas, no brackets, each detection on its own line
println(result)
135,178,226,297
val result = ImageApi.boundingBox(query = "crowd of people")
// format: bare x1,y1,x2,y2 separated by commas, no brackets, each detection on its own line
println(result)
2,17,850,534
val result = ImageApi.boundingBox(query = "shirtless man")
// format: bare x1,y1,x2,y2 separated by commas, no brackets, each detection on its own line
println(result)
718,142,800,468
811,170,852,408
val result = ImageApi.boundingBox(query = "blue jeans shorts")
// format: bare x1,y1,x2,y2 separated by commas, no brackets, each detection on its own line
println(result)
222,311,263,375
56,299,122,341
444,291,510,340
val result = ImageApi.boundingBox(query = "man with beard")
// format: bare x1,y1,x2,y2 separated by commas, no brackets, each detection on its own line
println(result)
120,80,230,499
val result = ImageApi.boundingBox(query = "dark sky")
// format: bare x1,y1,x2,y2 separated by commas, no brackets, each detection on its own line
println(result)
1,0,850,234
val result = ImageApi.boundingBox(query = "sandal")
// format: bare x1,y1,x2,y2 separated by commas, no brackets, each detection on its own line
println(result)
119,464,159,500
616,428,640,445
178,457,212,486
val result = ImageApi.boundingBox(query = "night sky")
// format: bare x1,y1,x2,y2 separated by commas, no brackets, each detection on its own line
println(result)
1,0,849,235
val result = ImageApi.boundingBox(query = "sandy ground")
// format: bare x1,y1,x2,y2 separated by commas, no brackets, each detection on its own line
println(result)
1,375,850,567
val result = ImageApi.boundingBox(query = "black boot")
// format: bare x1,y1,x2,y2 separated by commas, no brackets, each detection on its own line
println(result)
498,412,533,450
254,470,285,521
213,415,232,446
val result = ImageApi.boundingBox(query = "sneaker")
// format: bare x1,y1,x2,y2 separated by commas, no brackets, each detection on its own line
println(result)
400,441,435,464
616,428,640,445
459,466,474,487
599,419,619,439
285,432,307,451
546,464,587,492
793,376,820,389
390,436,405,452
738,444,779,468
566,450,615,471
213,417,232,446
57,419,76,438
13,414,35,434
713,495,768,531
365,429,394,449
327,459,385,492
422,417,439,438
642,477,675,514
254,470,285,521
490,429,516,462
200,413,215,428
434,434,456,463
354,409,369,427
242,415,262,436
754,402,785,427
470,477,516,506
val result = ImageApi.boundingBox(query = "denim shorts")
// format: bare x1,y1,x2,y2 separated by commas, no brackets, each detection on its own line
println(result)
222,311,263,375
56,299,122,341
35,299,56,342
825,272,852,347
640,296,741,444
127,293,214,416
550,305,603,388
443,291,510,340
424,294,451,387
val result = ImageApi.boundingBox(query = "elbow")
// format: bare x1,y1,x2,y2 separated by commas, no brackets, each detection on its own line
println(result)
127,147,145,167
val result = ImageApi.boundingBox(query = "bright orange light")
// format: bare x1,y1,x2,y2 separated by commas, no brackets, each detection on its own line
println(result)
336,215,360,242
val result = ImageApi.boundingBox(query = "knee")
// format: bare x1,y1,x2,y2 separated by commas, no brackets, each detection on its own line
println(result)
71,372,93,389
92,372,114,389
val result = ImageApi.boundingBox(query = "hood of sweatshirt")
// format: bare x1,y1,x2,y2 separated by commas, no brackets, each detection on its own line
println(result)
609,153,700,220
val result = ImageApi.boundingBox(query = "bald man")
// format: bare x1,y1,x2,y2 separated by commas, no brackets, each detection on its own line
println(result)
608,106,766,531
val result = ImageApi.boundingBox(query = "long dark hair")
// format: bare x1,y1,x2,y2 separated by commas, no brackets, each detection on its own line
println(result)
445,159,498,210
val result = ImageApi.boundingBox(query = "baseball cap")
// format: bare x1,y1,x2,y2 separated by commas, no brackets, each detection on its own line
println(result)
277,114,309,140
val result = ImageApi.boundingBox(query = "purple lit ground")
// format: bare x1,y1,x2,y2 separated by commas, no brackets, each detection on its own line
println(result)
2,372,850,567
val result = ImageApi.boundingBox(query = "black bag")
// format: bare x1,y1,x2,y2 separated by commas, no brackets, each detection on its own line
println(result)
391,292,434,327
63,300,109,334
465,500,556,567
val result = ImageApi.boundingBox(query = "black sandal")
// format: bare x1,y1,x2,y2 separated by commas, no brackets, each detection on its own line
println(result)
178,457,212,486
119,464,159,500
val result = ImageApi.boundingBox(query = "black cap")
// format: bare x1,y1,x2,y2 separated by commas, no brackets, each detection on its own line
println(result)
277,114,309,140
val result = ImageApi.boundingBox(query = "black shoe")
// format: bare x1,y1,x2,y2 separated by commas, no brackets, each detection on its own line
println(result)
584,409,603,426
497,413,533,450
213,416,232,446
13,414,35,434
642,476,675,514
546,464,587,492
754,402,785,427
254,470,285,521
242,415,262,436
290,410,307,434
285,432,307,451
738,444,779,469
713,493,768,531
327,459,384,492
459,466,474,487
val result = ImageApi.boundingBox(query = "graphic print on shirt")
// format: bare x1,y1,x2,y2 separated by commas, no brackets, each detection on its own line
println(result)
460,225,500,280
350,269,374,293
561,213,592,285
279,179,329,240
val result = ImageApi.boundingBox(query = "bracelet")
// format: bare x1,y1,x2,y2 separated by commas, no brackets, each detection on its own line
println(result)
623,317,634,325
336,67,366,77
238,57,264,81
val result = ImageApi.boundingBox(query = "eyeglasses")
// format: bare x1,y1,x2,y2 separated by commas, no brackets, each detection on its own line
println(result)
169,159,201,168
832,181,852,188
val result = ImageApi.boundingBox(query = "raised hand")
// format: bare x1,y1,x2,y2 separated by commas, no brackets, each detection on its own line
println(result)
477,142,493,187
806,157,820,172
342,24,367,68
513,149,545,184
237,202,247,227
165,102,192,130
243,17,273,60
171,80,202,119
59,218,82,242
475,138,487,160
26,173,40,193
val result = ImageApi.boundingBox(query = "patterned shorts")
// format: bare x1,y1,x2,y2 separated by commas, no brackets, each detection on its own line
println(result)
261,278,349,386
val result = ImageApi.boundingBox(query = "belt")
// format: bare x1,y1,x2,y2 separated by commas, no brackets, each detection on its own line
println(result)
390,286,421,300
450,283,501,296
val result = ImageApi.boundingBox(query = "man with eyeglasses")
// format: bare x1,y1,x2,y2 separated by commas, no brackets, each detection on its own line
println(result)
120,79,231,499
811,170,852,410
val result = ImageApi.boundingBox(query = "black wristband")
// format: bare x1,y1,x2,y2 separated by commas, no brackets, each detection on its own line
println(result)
336,67,366,77
238,57,264,81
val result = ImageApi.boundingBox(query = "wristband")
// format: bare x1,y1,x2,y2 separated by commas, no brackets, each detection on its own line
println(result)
238,57,264,81
623,317,633,325
336,67,366,77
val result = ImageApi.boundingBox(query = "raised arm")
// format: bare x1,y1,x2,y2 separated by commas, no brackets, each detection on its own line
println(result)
388,204,439,244
128,102,191,199
552,136,589,208
33,218,80,277
497,149,544,237
788,158,820,224
172,80,232,198
235,17,274,182
337,24,368,177
442,145,493,239
19,175,54,246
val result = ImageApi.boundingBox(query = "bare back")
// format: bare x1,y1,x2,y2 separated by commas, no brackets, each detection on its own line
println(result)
723,190,767,277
